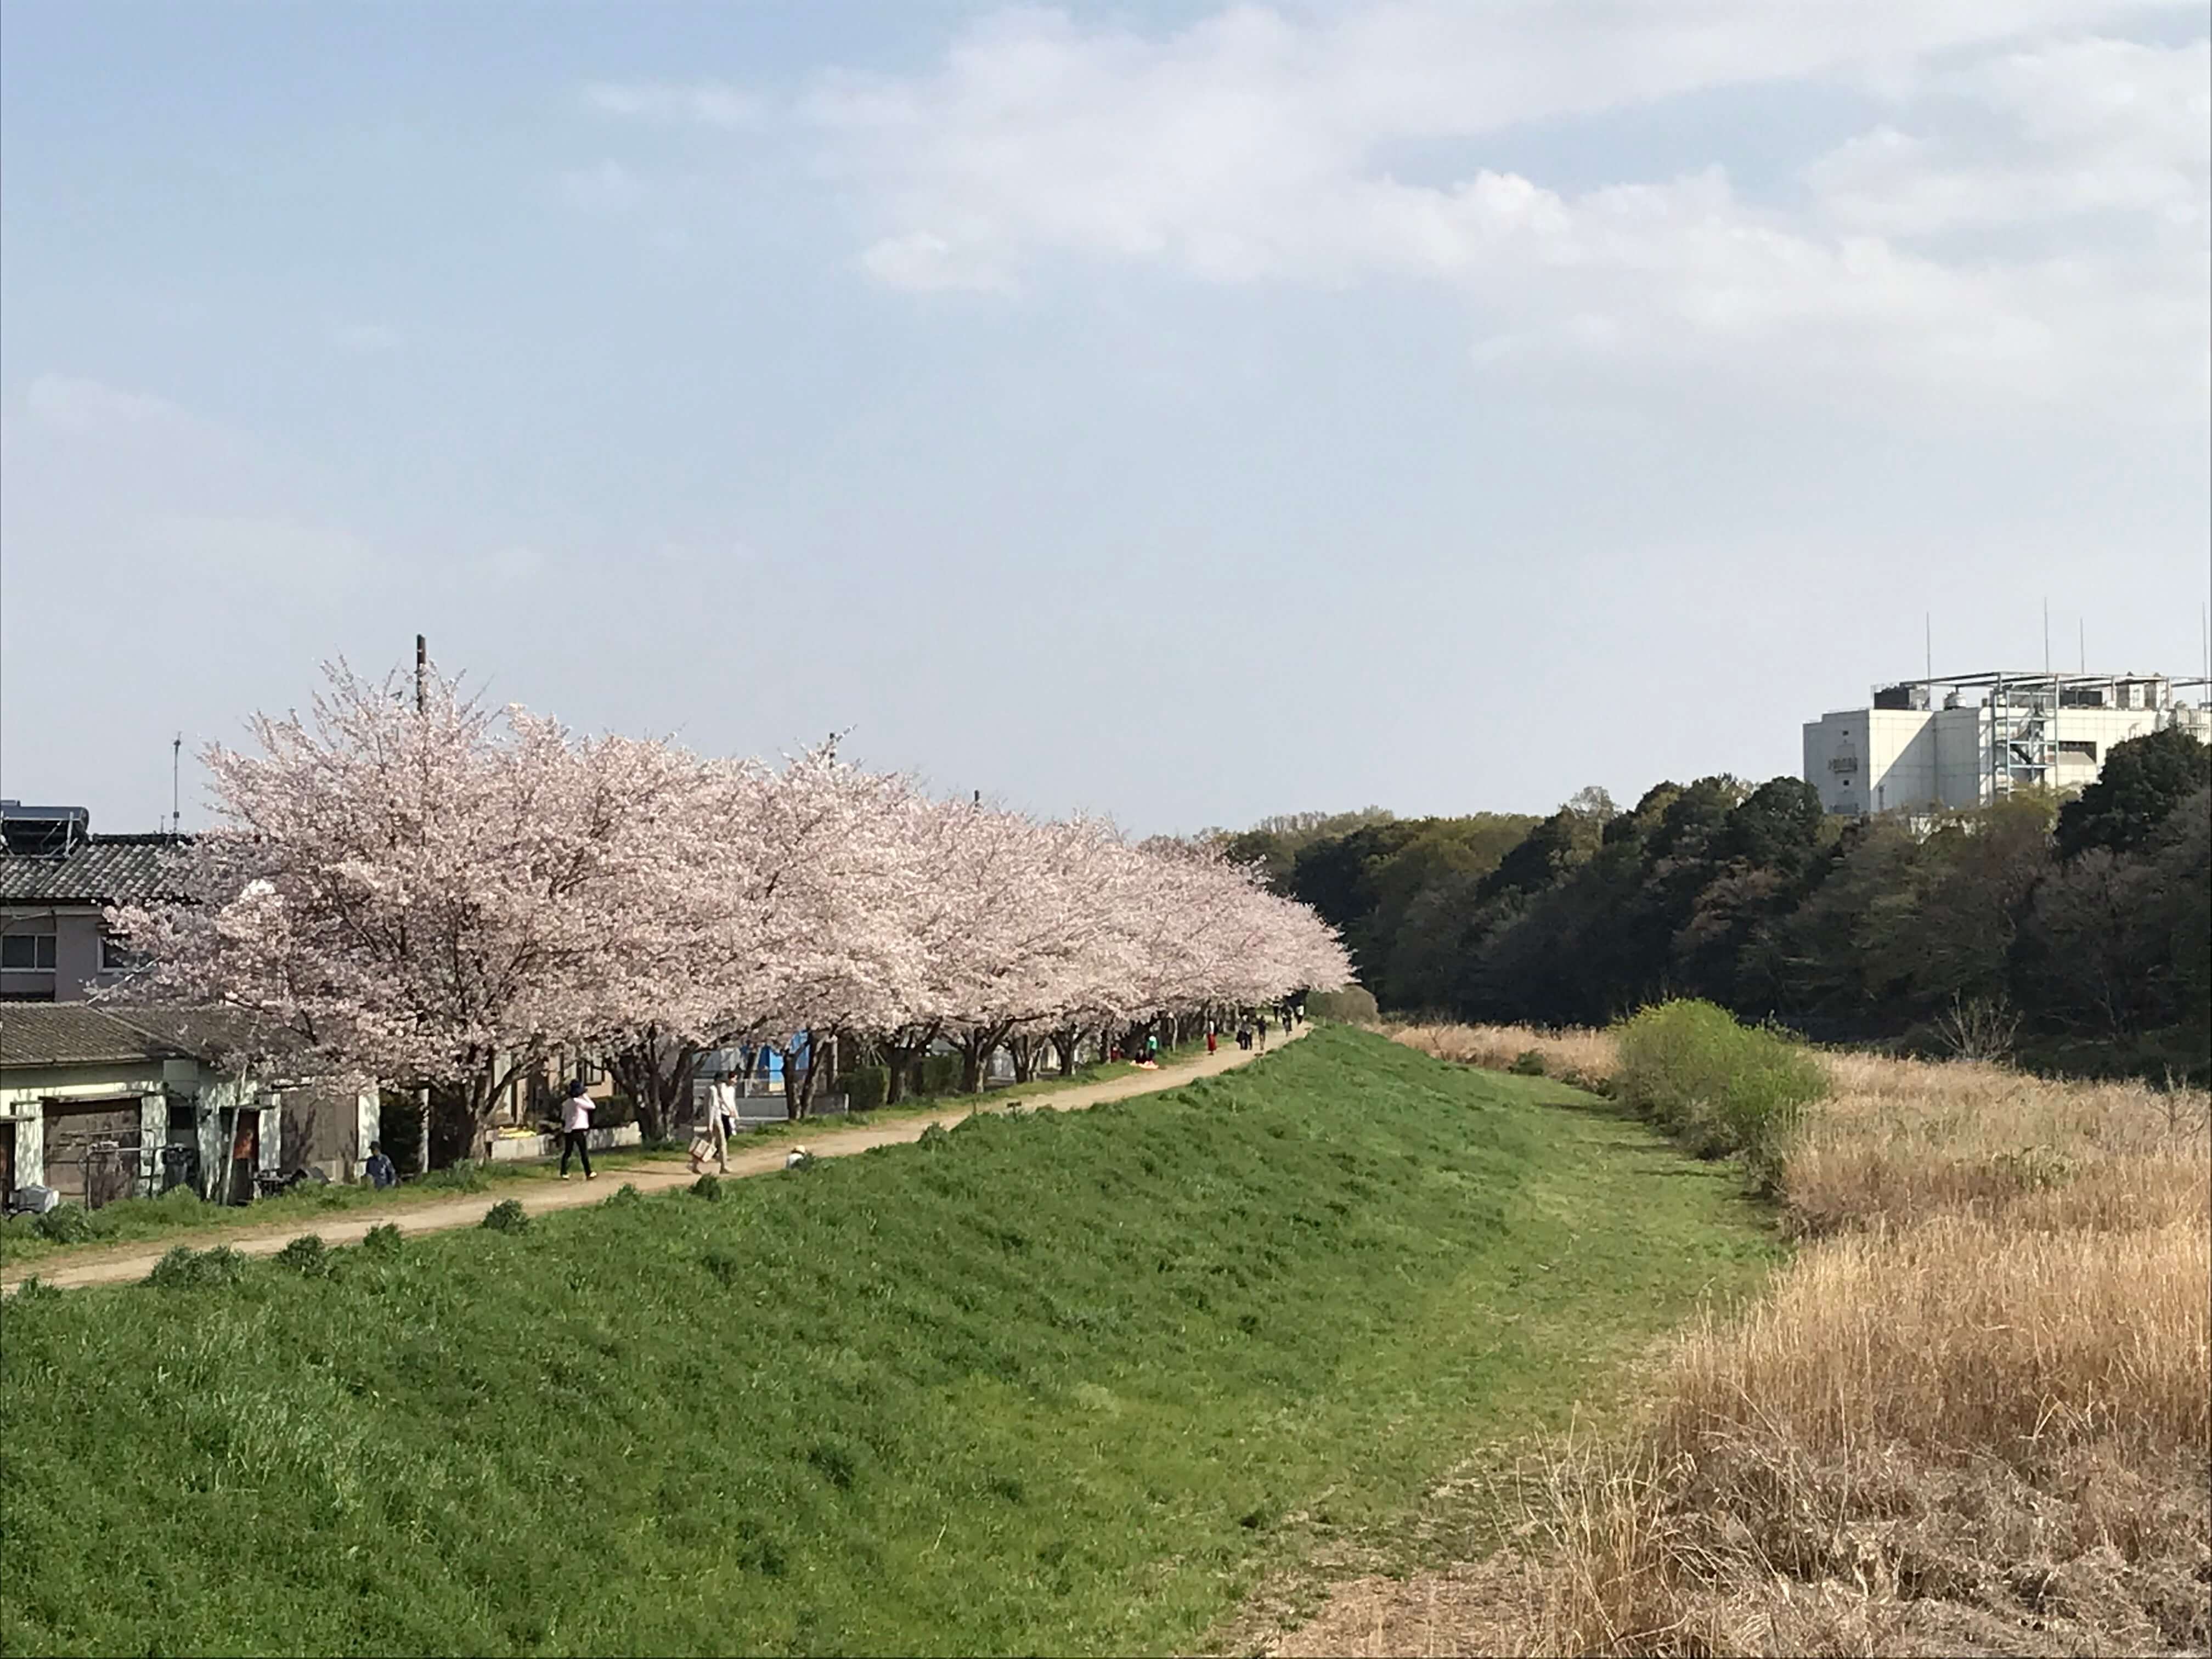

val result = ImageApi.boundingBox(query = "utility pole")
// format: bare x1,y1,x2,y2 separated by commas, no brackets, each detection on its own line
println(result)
170,732,183,836
414,636,431,1172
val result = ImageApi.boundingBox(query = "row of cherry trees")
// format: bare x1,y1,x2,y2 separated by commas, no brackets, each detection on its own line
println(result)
111,663,1351,1146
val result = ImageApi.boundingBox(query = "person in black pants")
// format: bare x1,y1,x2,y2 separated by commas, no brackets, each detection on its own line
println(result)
558,1079,596,1180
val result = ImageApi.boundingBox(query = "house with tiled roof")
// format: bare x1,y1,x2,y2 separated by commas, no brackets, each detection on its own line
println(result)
0,1002,377,1206
0,801,184,1003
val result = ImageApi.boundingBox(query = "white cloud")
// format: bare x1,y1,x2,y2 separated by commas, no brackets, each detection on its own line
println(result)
2,380,369,600
558,157,644,211
22,374,188,433
586,80,763,128
860,230,1015,292
1809,39,2210,236
799,2,2208,410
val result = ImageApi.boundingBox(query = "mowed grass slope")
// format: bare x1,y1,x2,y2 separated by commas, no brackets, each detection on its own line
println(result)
0,1026,1773,1657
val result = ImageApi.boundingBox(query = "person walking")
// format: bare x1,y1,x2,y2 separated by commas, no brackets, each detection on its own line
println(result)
692,1070,735,1175
363,1141,398,1190
1144,1030,1160,1066
1206,1027,1218,1056
558,1079,596,1180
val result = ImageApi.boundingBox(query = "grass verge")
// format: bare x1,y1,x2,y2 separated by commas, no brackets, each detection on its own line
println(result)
1354,1017,2210,1657
0,1047,1212,1275
0,1025,1770,1657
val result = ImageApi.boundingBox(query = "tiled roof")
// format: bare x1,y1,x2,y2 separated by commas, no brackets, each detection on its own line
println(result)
109,1006,312,1068
0,835,185,907
0,1006,185,1068
0,1004,313,1071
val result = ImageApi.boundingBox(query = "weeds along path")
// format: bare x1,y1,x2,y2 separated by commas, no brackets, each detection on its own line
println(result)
2,1027,1308,1294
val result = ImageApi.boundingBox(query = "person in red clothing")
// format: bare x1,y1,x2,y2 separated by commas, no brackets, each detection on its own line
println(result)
1206,1024,1218,1056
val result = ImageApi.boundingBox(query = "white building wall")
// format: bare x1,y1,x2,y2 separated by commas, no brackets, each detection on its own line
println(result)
1808,691,2210,817
1803,713,1867,816
1933,707,1987,806
1804,709,1954,815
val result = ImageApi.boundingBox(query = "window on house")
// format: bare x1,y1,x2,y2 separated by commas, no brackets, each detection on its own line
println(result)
1,932,58,970
2058,740,2098,761
100,933,145,973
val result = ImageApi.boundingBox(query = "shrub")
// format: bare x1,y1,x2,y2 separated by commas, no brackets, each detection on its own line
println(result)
1510,1049,1548,1077
417,1160,488,1193
917,1123,951,1153
1612,1000,1827,1187
594,1094,639,1130
361,1223,404,1255
149,1245,249,1289
602,1183,642,1207
10,1276,57,1302
917,1055,961,1097
480,1199,529,1234
842,1064,890,1114
33,1204,98,1245
1306,986,1380,1024
689,1173,723,1201
273,1234,332,1277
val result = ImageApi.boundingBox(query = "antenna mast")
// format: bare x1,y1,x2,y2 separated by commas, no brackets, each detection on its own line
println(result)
415,634,428,715
171,732,183,835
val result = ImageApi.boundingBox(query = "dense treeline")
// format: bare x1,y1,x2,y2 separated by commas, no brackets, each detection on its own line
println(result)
1224,730,2212,1080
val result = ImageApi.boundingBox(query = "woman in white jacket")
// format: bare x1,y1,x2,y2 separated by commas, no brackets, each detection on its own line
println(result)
691,1070,736,1175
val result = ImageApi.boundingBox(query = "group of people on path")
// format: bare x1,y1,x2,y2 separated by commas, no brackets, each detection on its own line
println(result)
1204,1002,1304,1056
677,1006,1309,1178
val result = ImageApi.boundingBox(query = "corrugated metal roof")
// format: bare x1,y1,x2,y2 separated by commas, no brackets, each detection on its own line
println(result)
0,1006,185,1068
0,835,185,906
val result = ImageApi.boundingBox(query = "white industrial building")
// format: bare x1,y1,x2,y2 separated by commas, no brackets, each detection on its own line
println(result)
1803,671,2212,817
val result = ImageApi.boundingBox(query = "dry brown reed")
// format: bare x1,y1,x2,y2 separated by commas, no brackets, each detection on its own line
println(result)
1383,1021,1620,1091
1312,1021,2212,1656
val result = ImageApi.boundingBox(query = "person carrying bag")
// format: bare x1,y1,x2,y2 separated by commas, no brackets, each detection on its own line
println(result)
690,1070,736,1175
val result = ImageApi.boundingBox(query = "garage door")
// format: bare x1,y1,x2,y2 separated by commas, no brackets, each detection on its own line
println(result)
43,1098,144,1208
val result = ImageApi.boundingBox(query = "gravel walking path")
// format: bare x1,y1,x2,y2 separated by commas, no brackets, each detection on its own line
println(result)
4,1024,1307,1293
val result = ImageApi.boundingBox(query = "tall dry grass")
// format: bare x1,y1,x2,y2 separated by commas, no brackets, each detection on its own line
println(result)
1362,1019,2212,1656
1384,1021,1620,1092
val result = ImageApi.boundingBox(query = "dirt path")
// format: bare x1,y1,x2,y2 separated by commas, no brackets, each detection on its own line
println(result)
5,1025,1307,1293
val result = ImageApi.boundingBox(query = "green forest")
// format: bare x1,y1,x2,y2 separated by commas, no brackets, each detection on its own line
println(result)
1222,729,2212,1081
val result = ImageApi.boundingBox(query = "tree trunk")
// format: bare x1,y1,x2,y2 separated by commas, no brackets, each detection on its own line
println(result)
606,1029,703,1146
780,1032,830,1120
1052,1027,1080,1077
876,1025,938,1107
956,1023,1014,1094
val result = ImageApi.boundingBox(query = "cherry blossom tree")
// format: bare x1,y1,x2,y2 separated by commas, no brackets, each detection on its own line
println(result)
111,658,1355,1157
109,662,719,1149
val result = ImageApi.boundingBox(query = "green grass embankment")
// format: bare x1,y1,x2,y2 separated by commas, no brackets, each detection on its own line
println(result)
0,1026,1775,1656
0,1046,1209,1274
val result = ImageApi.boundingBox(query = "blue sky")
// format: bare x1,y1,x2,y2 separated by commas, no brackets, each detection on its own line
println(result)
4,1,2207,835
